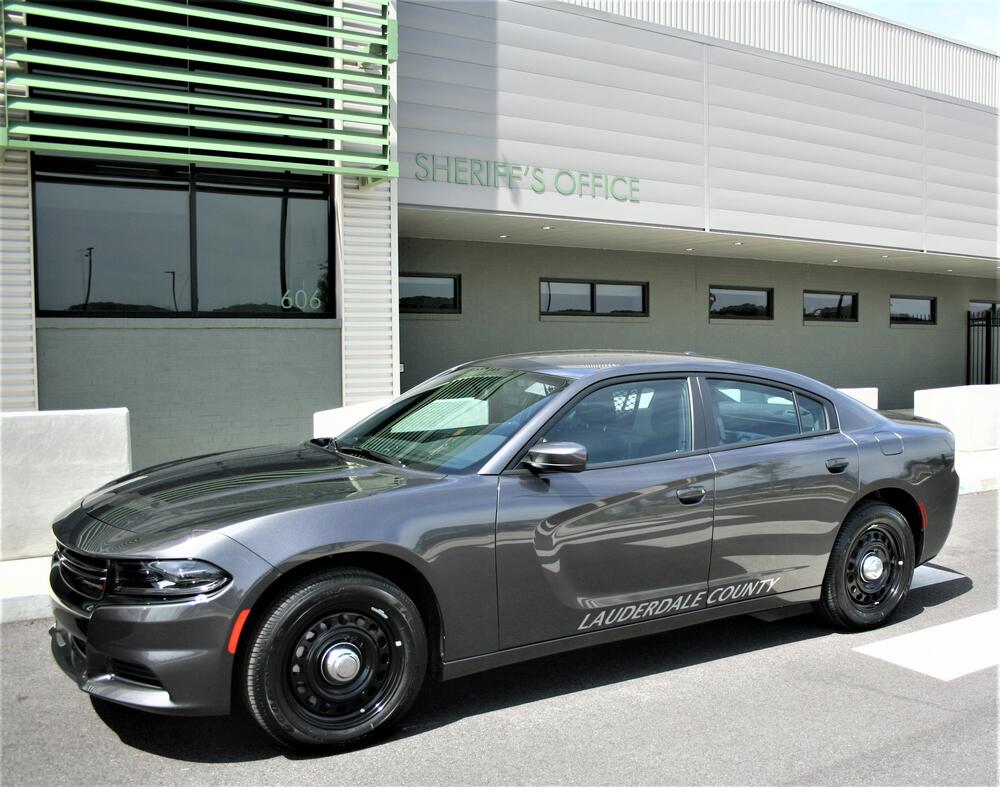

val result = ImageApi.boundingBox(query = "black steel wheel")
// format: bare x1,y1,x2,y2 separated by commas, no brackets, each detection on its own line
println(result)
243,569,427,749
817,502,915,630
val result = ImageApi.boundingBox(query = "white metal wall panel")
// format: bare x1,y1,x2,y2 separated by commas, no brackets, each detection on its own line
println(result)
399,0,998,260
337,176,399,405
398,0,708,229
565,0,999,109
707,46,926,249
923,98,999,258
0,154,38,409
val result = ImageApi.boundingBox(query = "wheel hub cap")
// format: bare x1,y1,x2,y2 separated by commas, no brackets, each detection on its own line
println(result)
321,644,361,684
860,553,884,582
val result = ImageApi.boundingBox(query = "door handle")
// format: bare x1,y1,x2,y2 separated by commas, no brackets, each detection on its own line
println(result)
676,486,707,505
825,457,849,473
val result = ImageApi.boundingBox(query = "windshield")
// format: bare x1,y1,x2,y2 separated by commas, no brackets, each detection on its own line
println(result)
337,366,570,473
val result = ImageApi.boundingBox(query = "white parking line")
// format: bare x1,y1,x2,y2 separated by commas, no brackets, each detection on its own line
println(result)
910,565,965,590
854,609,1000,681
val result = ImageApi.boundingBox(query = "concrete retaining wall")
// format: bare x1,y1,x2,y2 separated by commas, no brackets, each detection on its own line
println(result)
1,408,131,560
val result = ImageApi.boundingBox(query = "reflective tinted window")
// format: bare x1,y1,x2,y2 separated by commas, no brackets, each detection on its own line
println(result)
709,286,773,319
707,379,799,444
595,283,645,314
399,275,460,313
197,191,329,314
796,393,829,432
544,379,692,464
804,291,857,321
890,296,936,324
35,181,190,313
540,281,591,313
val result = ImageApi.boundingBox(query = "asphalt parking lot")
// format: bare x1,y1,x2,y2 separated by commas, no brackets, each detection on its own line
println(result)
2,491,996,786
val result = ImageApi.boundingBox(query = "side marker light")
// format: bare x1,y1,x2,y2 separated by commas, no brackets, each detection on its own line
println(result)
228,609,251,654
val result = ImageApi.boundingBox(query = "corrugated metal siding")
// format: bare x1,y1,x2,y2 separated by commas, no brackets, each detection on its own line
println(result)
564,0,999,109
338,175,399,404
398,0,998,259
0,41,38,412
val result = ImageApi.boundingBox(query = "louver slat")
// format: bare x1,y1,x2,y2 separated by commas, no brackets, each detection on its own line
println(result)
0,0,398,180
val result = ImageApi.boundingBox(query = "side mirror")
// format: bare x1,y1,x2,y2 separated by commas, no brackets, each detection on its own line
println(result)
524,442,587,473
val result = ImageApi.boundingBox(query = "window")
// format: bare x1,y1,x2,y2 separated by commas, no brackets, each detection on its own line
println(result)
890,295,936,324
804,291,858,321
970,301,999,317
707,379,831,445
34,157,332,316
399,275,460,313
338,366,569,473
709,286,773,319
542,378,692,465
540,279,647,316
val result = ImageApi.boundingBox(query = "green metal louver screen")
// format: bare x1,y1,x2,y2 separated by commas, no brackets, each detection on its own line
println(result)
0,0,397,179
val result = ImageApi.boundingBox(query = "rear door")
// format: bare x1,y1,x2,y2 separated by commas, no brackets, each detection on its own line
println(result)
701,376,859,604
496,375,716,648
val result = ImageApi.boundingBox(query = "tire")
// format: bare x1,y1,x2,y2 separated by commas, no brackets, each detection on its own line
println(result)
817,502,916,630
243,568,427,750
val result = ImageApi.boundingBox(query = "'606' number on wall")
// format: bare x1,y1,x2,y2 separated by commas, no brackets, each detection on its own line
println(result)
281,289,322,311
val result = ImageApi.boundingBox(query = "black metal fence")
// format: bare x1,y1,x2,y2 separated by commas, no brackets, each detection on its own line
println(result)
967,311,998,385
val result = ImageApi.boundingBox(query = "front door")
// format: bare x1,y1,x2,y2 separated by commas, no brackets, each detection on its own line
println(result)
496,376,715,648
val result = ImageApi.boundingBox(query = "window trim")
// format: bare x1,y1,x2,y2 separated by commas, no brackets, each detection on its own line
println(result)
699,374,839,452
709,285,774,321
889,294,937,325
539,277,649,317
31,154,336,319
399,272,462,314
802,289,859,322
502,373,706,473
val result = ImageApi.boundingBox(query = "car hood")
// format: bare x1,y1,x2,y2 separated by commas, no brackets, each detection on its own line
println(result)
78,442,441,537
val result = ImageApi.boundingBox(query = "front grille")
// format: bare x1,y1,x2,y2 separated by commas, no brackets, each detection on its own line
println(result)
108,658,162,688
56,544,109,600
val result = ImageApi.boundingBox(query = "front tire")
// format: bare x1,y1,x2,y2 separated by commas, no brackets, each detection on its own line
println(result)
243,568,427,750
817,502,915,630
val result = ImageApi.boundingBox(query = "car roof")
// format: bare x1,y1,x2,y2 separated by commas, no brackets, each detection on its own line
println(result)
463,350,781,380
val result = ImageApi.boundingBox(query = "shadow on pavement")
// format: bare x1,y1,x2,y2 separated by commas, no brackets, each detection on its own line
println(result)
92,567,972,763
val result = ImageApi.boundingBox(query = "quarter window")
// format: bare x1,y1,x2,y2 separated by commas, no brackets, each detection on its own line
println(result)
543,378,692,465
890,295,936,325
709,286,773,319
796,393,829,433
540,279,647,316
804,291,858,321
399,275,460,313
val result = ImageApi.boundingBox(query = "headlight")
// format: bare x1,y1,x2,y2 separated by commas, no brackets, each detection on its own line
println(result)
110,559,230,599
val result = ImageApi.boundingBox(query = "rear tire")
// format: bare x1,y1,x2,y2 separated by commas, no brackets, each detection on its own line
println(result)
243,568,427,750
817,502,915,630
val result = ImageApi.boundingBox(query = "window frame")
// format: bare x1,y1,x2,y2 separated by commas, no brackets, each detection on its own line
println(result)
708,285,774,321
398,272,462,314
802,290,859,322
503,373,706,473
31,156,336,320
539,277,649,317
889,294,937,325
969,300,999,316
699,375,839,452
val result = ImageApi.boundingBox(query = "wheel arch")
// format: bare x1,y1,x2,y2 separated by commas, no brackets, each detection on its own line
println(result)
844,485,924,562
235,547,445,678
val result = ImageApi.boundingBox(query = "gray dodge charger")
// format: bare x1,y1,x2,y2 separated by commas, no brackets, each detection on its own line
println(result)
49,351,959,749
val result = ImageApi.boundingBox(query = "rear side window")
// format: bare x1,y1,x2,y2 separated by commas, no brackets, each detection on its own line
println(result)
796,393,829,433
707,380,798,445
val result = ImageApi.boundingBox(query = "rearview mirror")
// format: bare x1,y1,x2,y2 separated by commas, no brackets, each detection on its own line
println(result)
524,442,587,473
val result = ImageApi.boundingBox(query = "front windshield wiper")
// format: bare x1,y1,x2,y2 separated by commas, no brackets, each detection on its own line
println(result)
336,444,404,467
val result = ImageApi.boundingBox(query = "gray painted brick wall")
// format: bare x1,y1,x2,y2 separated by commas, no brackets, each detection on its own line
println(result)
399,238,1000,408
37,318,342,469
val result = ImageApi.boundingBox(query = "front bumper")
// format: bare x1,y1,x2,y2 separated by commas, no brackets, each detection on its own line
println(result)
49,520,278,716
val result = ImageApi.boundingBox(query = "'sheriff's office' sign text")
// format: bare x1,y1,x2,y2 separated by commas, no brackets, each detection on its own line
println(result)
414,152,640,203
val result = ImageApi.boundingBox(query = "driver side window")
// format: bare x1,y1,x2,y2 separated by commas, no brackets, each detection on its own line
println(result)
543,378,692,465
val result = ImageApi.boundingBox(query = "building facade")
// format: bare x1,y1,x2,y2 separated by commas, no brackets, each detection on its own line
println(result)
1,0,997,468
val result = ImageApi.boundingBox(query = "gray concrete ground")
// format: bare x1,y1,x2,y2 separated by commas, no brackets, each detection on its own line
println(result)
2,492,996,785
